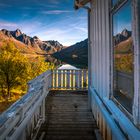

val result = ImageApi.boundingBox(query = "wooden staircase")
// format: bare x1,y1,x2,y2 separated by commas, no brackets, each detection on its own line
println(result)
36,91,98,140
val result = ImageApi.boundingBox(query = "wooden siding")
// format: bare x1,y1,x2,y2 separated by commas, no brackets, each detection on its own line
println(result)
90,0,110,98
89,0,140,139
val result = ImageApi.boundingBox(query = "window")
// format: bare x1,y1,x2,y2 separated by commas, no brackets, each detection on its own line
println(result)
112,0,134,113
112,0,118,6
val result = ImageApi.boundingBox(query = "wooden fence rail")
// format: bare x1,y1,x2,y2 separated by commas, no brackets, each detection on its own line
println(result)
51,69,88,90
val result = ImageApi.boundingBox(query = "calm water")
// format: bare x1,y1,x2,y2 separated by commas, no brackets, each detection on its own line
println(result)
45,55,83,69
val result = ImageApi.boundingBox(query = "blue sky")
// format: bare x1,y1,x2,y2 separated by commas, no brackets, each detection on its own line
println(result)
0,0,87,46
113,0,131,35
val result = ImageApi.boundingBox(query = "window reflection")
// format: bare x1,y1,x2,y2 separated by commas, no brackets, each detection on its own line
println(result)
113,0,133,113
112,0,118,6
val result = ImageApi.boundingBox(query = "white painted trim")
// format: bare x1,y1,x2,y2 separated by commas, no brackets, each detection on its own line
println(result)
90,87,126,140
8,91,49,140
132,0,140,126
104,97,140,140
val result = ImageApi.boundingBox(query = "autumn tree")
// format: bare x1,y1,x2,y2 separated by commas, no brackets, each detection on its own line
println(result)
0,42,30,99
29,56,55,78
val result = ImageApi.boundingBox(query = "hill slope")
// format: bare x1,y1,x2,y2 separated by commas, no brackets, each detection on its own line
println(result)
53,39,88,68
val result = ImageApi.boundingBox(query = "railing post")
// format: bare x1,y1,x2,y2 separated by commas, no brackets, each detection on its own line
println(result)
42,99,46,122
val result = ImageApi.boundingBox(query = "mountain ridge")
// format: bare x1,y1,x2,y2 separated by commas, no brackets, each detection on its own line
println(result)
114,29,132,45
0,29,66,54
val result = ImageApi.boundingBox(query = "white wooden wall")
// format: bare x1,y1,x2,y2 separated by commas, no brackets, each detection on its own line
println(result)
89,0,140,139
90,0,110,98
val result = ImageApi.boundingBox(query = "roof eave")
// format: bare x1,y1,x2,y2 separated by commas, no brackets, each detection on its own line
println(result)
74,0,90,10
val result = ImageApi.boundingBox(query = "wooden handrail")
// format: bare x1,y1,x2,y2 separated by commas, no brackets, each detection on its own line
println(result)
0,70,52,140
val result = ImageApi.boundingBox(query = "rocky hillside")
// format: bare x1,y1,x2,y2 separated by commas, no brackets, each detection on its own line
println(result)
113,29,133,73
113,29,133,54
0,29,65,54
53,39,88,68
114,29,132,45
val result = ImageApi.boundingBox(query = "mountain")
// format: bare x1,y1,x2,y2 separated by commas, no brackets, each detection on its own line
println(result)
115,37,133,54
0,29,65,54
53,29,132,69
0,30,41,55
113,29,133,73
53,39,88,68
114,29,132,45
113,29,133,54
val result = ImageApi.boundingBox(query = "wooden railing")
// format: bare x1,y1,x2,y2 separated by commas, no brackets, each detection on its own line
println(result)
0,70,52,140
0,69,88,140
51,69,88,90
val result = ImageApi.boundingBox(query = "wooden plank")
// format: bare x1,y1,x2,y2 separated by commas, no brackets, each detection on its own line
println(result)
86,70,88,88
64,70,66,89
36,90,98,140
56,70,58,88
54,70,57,88
63,70,65,89
52,70,55,89
107,125,112,140
67,70,70,89
73,70,76,89
58,70,61,88
102,118,106,140
61,70,63,89
81,70,83,89
65,70,68,89
79,70,81,88
71,70,73,89
75,70,78,89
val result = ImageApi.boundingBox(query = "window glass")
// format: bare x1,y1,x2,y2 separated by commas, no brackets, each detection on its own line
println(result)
112,0,118,6
113,0,133,113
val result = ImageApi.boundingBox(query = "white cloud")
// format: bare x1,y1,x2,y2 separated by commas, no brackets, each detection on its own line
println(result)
41,10,72,15
74,27,87,33
37,26,87,46
0,21,18,29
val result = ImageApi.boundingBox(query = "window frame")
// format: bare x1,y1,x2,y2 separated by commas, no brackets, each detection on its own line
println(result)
131,0,140,126
110,0,134,120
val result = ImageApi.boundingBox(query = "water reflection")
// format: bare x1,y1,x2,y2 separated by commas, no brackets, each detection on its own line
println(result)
45,54,87,69
45,54,65,67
